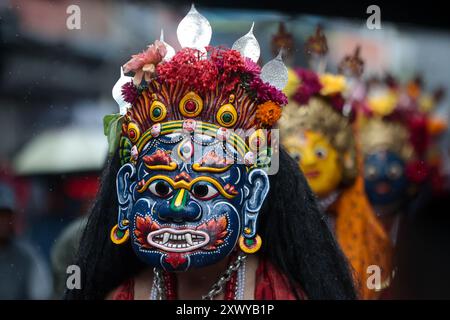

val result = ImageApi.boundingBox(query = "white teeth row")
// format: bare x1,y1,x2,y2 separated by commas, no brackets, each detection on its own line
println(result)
153,232,206,247
157,242,204,249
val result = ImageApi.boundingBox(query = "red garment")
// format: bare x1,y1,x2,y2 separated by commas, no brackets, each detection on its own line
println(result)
111,259,305,300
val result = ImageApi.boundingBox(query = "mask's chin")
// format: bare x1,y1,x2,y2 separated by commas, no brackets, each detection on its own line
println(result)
367,185,406,216
131,212,236,271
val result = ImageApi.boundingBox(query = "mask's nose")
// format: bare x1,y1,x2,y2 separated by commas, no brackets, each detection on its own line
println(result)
157,189,202,223
301,148,318,167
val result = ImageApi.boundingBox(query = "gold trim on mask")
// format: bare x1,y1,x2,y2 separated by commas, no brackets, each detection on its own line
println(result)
191,163,232,173
137,175,237,199
144,162,178,171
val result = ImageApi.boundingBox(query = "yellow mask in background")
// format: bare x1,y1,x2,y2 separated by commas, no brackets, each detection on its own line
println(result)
284,130,343,197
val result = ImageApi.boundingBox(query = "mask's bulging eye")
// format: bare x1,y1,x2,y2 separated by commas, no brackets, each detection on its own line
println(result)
191,182,219,200
315,147,327,159
365,165,378,180
387,163,403,180
291,152,301,163
149,180,173,198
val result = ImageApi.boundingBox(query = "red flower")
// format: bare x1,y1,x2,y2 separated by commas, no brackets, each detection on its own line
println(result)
405,160,429,184
292,68,322,105
244,57,261,77
408,113,429,158
250,78,288,106
157,47,248,94
121,81,139,104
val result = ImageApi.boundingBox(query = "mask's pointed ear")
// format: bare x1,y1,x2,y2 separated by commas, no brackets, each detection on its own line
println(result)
116,163,136,228
243,168,270,238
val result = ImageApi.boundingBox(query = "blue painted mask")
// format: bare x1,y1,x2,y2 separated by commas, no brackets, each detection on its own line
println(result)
115,126,270,271
108,41,287,272
364,151,408,206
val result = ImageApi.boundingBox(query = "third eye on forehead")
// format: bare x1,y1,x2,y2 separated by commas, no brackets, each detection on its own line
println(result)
144,133,241,167
177,134,237,165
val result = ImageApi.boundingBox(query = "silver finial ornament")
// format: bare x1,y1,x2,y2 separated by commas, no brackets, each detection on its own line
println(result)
176,4,212,52
160,29,176,61
112,67,133,115
232,22,260,62
260,50,288,90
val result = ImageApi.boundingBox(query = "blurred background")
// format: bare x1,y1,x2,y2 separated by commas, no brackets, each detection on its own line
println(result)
0,0,449,299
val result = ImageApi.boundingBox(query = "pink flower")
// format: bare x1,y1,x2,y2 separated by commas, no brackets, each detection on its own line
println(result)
292,68,322,105
250,78,288,106
121,81,139,104
243,57,261,77
123,40,167,85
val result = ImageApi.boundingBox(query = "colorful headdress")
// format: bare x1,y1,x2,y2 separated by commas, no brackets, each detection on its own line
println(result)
107,5,289,171
280,29,364,184
362,74,447,184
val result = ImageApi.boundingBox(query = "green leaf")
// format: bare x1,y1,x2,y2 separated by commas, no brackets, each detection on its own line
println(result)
103,113,124,155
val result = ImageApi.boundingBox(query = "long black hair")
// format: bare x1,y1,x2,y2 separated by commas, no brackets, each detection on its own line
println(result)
65,147,356,300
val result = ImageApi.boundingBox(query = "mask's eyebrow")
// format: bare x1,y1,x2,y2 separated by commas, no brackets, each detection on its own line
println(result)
192,163,231,173
144,163,178,171
143,149,178,171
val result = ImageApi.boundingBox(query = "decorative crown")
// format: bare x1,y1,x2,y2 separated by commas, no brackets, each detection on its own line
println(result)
107,5,289,168
283,26,364,122
271,22,294,60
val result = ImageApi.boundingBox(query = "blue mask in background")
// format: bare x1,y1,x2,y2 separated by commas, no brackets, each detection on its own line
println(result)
364,151,408,207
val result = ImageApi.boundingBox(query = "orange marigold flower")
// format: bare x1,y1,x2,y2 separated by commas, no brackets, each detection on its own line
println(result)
255,101,282,127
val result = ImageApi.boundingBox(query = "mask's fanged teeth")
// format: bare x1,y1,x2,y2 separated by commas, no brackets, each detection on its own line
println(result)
185,233,193,245
147,228,211,252
162,232,170,244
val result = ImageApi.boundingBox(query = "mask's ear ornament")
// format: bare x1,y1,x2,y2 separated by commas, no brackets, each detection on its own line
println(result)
111,221,130,244
239,168,269,254
111,163,136,245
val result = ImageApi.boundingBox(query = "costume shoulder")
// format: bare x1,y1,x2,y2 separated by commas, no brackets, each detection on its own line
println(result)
106,278,134,300
255,259,307,300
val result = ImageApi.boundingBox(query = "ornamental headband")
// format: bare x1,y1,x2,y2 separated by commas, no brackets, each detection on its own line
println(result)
106,5,288,171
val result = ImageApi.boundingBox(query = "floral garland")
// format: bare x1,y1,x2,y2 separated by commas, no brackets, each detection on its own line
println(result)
290,68,356,122
120,41,287,128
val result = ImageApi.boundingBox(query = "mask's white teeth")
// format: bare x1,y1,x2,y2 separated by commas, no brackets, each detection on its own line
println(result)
185,233,193,245
162,232,170,244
